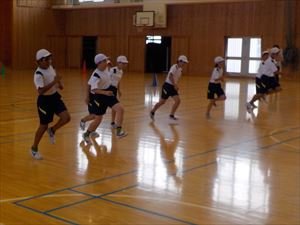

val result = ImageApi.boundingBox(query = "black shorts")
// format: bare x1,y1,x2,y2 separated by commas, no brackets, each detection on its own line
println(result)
261,75,280,91
207,83,225,99
88,93,97,115
256,77,267,94
161,82,178,99
93,92,119,116
37,92,67,125
110,86,118,97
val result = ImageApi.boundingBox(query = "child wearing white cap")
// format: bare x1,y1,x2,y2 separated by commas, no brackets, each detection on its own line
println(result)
30,49,71,159
81,53,127,143
260,47,281,94
110,55,128,128
246,51,269,113
150,55,188,120
206,56,226,118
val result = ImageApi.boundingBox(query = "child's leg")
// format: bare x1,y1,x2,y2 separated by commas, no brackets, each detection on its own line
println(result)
151,98,166,113
206,99,215,116
51,110,71,133
111,109,116,124
81,114,95,123
170,95,181,116
32,124,48,149
112,103,124,127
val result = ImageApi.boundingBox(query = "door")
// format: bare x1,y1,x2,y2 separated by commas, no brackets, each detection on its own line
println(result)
145,36,171,73
82,36,97,69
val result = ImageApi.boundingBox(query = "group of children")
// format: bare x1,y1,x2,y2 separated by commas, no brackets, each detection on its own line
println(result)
30,46,283,159
30,49,128,159
246,46,282,113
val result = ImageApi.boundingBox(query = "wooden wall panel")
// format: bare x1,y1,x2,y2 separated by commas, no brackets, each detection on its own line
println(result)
12,1,65,69
67,37,81,68
128,36,145,72
97,36,117,60
0,0,13,66
171,36,190,73
49,36,67,69
9,0,300,74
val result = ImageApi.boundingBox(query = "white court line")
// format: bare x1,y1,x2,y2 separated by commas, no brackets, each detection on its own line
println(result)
0,193,85,203
269,126,300,150
1,193,264,223
108,194,264,223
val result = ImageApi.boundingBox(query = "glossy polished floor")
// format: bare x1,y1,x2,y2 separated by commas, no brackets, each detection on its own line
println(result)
0,69,299,225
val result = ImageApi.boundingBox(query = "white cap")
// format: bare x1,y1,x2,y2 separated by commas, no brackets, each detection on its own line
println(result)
262,50,269,56
270,47,280,54
94,53,108,64
178,55,188,63
36,49,51,61
214,56,225,64
117,55,128,63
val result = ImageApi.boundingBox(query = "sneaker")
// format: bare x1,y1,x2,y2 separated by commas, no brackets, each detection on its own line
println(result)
30,149,43,160
90,131,99,138
116,129,128,138
47,128,55,144
150,111,155,120
246,102,253,113
169,115,178,120
111,122,118,129
82,132,92,144
80,120,86,131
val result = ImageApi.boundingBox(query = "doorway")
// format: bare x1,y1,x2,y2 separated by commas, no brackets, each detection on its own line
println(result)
225,37,262,76
145,36,171,73
82,36,97,69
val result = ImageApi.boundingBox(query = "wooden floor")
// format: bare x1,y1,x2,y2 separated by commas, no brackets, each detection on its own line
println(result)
0,69,299,225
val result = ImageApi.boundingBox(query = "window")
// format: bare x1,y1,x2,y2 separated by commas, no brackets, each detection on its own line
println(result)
225,37,261,76
146,36,162,44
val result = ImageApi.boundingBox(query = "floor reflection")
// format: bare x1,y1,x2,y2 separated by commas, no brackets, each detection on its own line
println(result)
213,156,270,213
224,80,260,120
76,128,112,174
144,86,160,107
137,122,183,192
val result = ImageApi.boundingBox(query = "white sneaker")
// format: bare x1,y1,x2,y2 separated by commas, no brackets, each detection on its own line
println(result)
30,149,43,160
80,120,86,131
47,128,55,144
246,103,253,113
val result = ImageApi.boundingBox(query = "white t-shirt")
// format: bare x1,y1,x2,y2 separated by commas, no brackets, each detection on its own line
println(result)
88,68,111,91
110,66,123,87
209,67,223,83
34,65,58,95
165,64,182,85
256,60,267,78
263,57,278,77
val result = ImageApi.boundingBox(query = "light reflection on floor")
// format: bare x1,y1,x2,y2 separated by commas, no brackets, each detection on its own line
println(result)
213,156,270,213
76,126,113,174
137,124,183,193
